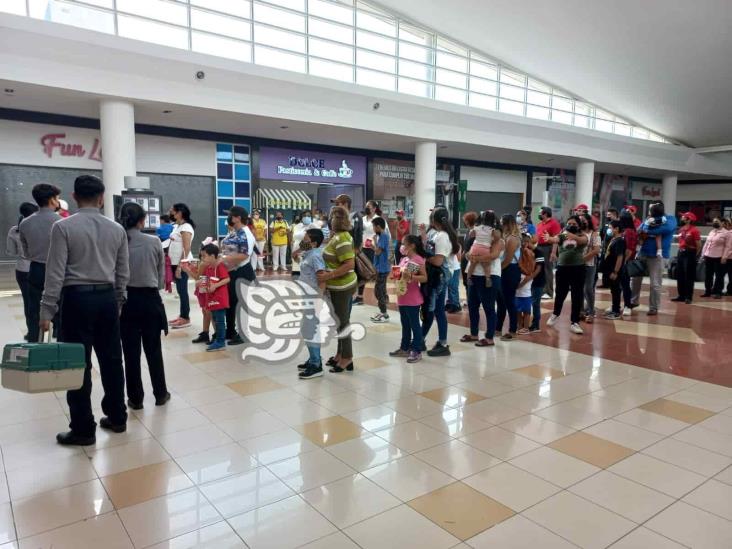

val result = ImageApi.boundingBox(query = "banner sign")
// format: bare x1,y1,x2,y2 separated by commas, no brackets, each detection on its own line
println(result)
259,147,366,185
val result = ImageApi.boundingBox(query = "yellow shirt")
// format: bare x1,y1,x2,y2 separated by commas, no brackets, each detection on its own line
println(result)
252,218,267,241
270,220,289,246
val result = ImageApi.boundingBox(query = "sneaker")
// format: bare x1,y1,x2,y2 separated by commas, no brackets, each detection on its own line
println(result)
427,343,451,357
604,312,621,320
206,340,226,352
299,361,321,372
227,335,245,346
389,349,410,357
172,319,191,329
371,313,389,323
168,317,182,326
299,366,324,379
570,323,584,334
604,306,613,313
622,307,632,317
670,297,685,302
352,297,364,306
541,294,552,301
191,332,210,344
406,351,422,363
546,314,558,327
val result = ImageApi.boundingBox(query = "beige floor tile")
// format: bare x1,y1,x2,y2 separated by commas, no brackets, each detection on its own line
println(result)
344,505,459,549
326,434,404,471
523,491,636,549
408,481,513,541
199,467,294,517
240,428,319,465
549,431,635,468
614,408,690,436
6,452,98,500
639,398,716,424
682,479,732,520
0,504,14,545
673,425,732,457
664,389,732,413
383,395,448,419
462,398,525,424
218,411,288,441
355,356,391,370
463,462,560,512
341,405,411,432
226,376,285,396
609,453,706,498
267,449,355,492
535,400,606,429
302,474,401,528
102,459,193,509
418,408,494,438
296,415,363,447
414,439,500,479
17,512,133,549
697,413,732,436
117,488,222,548
147,521,246,549
510,446,599,488
375,421,451,453
500,414,576,445
268,401,341,427
139,407,211,437
513,364,568,380
183,351,236,364
613,322,703,343
228,494,337,549
197,397,262,423
362,455,454,501
608,526,687,549
455,379,515,399
459,426,540,460
645,501,732,549
714,465,732,485
466,514,577,549
418,387,486,407
642,437,732,477
299,532,360,549
157,423,232,459
178,385,241,407
583,419,664,451
176,443,259,485
490,390,554,413
314,392,378,414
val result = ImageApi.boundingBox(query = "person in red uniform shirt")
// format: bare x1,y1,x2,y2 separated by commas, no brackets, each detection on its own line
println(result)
625,205,642,229
672,212,702,304
394,209,410,264
536,206,562,298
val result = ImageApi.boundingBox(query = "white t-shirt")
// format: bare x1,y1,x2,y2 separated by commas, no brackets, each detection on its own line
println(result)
169,222,194,266
431,230,452,259
448,253,461,272
585,232,601,266
516,278,532,297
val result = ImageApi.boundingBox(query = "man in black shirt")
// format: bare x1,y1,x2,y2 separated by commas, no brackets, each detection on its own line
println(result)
601,220,627,319
528,240,546,332
599,208,619,288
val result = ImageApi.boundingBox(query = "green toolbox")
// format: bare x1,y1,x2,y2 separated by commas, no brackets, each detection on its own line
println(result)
2,341,85,393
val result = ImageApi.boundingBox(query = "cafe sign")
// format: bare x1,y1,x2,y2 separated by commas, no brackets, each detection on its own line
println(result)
259,147,366,185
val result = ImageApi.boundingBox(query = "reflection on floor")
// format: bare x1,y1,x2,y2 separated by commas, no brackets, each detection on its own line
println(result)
0,285,730,549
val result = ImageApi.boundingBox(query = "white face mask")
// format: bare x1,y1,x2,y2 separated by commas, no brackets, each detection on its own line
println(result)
516,216,524,224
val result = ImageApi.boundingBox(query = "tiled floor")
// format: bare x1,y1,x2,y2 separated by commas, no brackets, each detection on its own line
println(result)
1,284,732,548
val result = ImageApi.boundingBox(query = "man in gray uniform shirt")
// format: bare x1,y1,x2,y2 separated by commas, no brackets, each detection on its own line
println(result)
19,183,62,342
40,175,129,446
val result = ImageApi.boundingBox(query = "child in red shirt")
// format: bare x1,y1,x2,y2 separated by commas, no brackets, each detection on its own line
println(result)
196,243,230,351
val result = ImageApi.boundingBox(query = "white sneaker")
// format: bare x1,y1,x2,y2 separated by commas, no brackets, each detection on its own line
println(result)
622,307,632,317
605,306,613,314
546,314,558,327
570,323,584,334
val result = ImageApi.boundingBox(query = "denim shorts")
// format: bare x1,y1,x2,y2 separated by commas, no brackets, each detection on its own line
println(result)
515,296,532,313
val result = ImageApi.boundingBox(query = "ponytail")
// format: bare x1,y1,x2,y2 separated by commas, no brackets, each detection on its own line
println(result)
119,202,146,238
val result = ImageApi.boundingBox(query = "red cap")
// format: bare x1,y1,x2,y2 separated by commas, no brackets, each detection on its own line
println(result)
395,209,405,215
681,211,697,222
625,205,637,214
575,203,589,211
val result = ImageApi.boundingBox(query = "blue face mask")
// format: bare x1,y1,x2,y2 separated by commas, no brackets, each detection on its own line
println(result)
302,216,312,225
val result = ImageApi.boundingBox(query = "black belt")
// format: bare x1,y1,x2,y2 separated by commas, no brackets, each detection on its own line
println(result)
64,284,114,293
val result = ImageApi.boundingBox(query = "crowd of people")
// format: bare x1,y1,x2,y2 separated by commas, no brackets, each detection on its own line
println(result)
6,175,732,443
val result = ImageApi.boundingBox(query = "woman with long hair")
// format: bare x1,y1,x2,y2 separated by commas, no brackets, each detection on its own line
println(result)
618,211,638,315
6,202,39,340
168,203,195,328
495,213,522,341
118,202,170,409
580,212,601,323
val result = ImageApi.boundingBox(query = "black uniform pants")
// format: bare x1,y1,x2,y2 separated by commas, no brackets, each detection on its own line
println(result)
120,287,168,405
226,264,256,339
61,286,127,436
704,256,725,296
553,265,586,324
27,261,46,343
676,250,697,300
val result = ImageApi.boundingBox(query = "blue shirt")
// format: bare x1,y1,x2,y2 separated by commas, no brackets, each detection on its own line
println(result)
299,247,325,291
639,215,677,259
373,232,391,273
157,223,173,242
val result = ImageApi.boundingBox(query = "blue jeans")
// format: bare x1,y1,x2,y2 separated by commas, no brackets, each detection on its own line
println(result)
467,275,500,339
422,284,448,345
306,343,321,365
497,264,521,334
174,270,190,320
399,305,424,352
529,285,543,330
211,309,226,343
446,269,461,307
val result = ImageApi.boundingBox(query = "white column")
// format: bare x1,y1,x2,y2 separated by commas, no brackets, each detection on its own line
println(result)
662,174,678,215
99,99,136,218
575,161,595,211
414,141,437,228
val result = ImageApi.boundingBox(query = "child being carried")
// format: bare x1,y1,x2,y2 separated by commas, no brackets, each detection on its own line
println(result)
466,211,496,287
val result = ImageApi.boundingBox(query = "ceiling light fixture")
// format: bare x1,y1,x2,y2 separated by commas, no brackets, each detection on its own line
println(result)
3,88,14,94
162,109,172,114
280,125,289,130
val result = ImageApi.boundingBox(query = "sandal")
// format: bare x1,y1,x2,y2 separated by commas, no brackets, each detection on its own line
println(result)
326,356,338,367
330,362,354,373
460,334,479,342
475,339,495,347
500,333,515,341
517,328,530,335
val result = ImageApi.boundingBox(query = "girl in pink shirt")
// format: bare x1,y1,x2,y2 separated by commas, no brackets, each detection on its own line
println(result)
701,218,732,298
389,235,428,363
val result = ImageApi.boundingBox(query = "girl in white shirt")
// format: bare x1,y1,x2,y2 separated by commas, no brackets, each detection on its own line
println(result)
168,203,195,328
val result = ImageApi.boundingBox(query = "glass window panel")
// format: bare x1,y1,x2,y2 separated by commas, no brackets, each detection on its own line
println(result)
436,37,467,57
357,49,396,73
552,95,573,112
117,0,187,25
527,105,550,120
435,86,466,105
356,30,395,54
265,0,305,11
309,0,353,24
191,9,251,40
192,32,252,62
595,108,613,121
575,101,592,116
309,18,353,44
552,110,573,125
436,69,466,89
235,181,251,196
399,59,432,81
470,60,497,80
399,77,432,98
499,83,524,102
235,198,251,208
118,15,188,48
217,180,234,197
309,37,353,63
527,90,551,107
356,8,396,36
254,44,307,72
29,0,115,33
254,24,306,52
649,132,665,142
499,98,524,116
436,51,467,73
310,57,354,82
614,123,631,136
218,198,234,216
218,217,229,236
632,127,650,139
398,41,432,64
527,79,551,93
2,0,27,15
235,164,251,180
192,0,251,18
500,68,526,87
216,144,233,161
595,118,614,133
470,93,497,111
217,163,233,179
254,3,305,32
234,146,250,162
574,114,591,128
471,51,496,65
356,67,395,91
469,77,497,95
399,22,432,46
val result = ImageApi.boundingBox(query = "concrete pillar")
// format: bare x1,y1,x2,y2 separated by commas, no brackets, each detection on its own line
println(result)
414,141,437,228
575,161,595,211
99,99,136,218
662,174,678,216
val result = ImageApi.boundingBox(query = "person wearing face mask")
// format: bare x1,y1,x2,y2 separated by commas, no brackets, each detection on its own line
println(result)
701,217,731,299
251,210,267,273
672,212,701,304
295,228,327,379
535,207,562,299
394,209,410,264
269,211,289,272
599,208,619,288
544,215,589,334
356,199,383,305
291,211,314,275
516,208,536,237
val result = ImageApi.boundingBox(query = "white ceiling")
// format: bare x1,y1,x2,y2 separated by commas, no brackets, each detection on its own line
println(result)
377,0,732,148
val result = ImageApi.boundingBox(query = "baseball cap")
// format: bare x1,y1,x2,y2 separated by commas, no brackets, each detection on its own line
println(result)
681,211,697,222
395,209,405,215
624,205,637,214
575,203,589,211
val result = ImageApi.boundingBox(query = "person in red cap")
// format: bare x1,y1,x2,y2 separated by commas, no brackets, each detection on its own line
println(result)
625,205,641,229
672,212,701,304
394,209,410,264
575,203,589,215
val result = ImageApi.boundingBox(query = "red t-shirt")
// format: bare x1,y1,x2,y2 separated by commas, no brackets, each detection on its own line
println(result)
623,228,638,260
200,262,230,311
678,225,701,251
536,218,561,245
633,217,641,229
396,219,410,241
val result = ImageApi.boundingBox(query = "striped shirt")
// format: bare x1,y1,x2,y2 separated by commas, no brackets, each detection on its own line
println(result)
322,231,357,291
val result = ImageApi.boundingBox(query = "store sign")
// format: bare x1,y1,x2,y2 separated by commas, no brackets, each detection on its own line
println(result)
632,181,662,200
259,147,366,185
40,133,103,162
373,159,451,188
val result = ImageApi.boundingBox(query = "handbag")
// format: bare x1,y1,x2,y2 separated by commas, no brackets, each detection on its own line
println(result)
625,258,647,278
355,251,377,282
